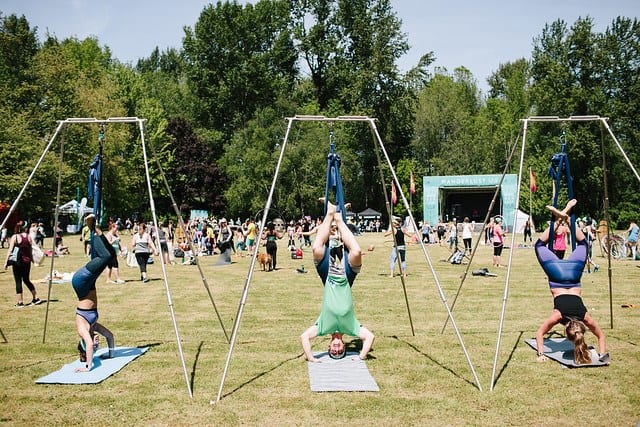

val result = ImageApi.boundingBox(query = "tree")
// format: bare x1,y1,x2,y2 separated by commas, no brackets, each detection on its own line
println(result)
292,0,414,212
529,17,640,222
410,67,487,177
165,118,226,215
183,0,297,134
0,13,39,110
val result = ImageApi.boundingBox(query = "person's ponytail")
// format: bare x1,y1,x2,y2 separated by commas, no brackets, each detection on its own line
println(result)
566,320,591,365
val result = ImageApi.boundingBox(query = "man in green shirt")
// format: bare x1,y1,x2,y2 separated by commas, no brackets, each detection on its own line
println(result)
300,202,375,362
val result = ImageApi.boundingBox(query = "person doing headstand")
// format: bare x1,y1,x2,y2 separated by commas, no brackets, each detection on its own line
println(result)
300,202,375,362
534,199,607,365
71,215,115,372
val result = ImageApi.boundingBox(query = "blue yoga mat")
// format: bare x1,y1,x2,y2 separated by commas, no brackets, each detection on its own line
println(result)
307,351,379,392
36,346,149,384
525,338,609,368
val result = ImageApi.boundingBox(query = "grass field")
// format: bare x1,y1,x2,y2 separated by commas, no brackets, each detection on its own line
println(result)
1,231,639,426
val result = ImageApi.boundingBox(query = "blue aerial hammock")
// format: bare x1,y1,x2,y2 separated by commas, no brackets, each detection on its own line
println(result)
87,125,104,256
323,130,347,221
547,131,577,252
318,130,356,285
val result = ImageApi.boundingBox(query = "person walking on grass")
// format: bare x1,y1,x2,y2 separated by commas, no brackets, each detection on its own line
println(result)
461,217,473,255
492,216,506,267
131,222,157,282
4,220,42,307
105,222,125,284
384,218,414,278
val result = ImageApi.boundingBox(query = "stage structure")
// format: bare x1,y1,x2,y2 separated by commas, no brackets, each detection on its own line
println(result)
214,115,483,404
422,174,518,229
0,117,230,399
490,115,640,391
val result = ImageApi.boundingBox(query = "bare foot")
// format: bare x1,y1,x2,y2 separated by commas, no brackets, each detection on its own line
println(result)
563,199,577,215
546,199,576,222
320,197,351,212
326,201,336,217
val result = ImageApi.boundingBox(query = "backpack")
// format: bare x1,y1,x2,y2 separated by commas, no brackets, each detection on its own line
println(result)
450,250,464,265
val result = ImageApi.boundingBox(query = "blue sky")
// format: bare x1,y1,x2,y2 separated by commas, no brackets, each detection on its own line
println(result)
2,1,638,93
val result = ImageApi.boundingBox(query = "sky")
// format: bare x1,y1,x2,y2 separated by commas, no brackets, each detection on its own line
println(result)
2,1,638,93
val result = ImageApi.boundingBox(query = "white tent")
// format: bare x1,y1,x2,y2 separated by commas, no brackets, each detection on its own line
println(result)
57,198,93,233
58,198,93,216
513,209,535,233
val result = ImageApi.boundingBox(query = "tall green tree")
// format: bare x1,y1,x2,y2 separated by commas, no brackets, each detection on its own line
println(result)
292,0,413,212
0,13,39,110
597,17,640,225
410,67,486,177
183,0,297,135
529,17,640,223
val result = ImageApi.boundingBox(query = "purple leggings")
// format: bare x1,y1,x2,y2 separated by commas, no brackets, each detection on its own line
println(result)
535,239,587,288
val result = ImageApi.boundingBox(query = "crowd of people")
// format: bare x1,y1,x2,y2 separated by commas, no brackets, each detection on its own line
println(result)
2,201,633,372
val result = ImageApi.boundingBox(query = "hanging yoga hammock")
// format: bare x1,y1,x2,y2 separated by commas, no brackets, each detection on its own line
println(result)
319,131,356,286
87,124,105,257
547,131,577,251
323,130,347,220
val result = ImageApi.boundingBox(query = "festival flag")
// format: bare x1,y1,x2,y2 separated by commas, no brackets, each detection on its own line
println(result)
410,171,416,195
529,167,537,193
391,181,397,205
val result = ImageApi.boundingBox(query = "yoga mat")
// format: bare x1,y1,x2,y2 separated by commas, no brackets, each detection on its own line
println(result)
36,346,148,384
307,351,379,392
525,338,610,368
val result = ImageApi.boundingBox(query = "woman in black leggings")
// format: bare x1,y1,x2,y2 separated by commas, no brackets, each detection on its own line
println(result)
4,221,41,307
262,222,282,271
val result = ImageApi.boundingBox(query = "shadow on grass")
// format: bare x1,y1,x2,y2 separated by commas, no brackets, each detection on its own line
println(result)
219,353,302,400
190,341,204,393
491,330,523,388
390,335,477,390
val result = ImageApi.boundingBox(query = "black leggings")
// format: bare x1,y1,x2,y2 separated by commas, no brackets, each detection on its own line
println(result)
12,263,35,295
85,234,115,274
135,252,150,273
72,234,116,299
266,241,278,270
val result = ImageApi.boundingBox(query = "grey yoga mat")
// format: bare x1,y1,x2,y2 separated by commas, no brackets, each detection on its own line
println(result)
307,351,379,392
525,338,610,368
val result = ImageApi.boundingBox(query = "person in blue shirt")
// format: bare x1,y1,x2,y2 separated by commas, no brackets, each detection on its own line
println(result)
626,219,638,260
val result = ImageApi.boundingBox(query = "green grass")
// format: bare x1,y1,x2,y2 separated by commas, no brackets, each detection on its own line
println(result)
1,233,639,426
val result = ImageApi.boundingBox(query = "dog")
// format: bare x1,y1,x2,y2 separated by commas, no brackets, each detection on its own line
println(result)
257,252,273,271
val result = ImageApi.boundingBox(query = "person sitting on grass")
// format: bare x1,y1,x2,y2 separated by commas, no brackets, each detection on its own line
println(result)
300,201,375,362
71,214,115,372
534,199,607,365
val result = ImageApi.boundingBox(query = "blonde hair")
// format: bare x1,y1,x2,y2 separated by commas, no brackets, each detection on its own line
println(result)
565,320,591,365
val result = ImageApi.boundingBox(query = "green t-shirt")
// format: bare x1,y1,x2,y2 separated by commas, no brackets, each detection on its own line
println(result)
315,275,361,337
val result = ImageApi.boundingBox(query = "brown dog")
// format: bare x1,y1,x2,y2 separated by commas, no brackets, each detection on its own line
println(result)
257,252,272,271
